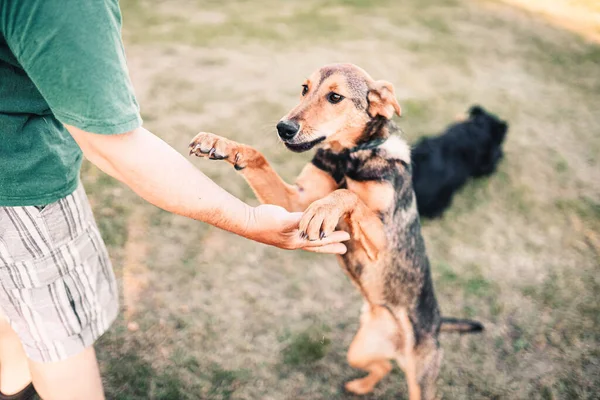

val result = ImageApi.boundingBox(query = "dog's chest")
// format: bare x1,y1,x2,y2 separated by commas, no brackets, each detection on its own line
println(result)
312,147,407,219
345,178,396,215
310,148,354,186
311,147,399,188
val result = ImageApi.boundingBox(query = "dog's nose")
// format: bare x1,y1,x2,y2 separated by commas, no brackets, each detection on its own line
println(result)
277,120,300,140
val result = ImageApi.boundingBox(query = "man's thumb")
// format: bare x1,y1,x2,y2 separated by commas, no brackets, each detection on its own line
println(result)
285,212,303,229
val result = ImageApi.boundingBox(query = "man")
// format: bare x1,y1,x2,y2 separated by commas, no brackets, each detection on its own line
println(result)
0,1,349,399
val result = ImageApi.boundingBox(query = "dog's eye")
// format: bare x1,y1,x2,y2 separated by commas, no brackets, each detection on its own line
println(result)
301,85,309,96
327,92,344,104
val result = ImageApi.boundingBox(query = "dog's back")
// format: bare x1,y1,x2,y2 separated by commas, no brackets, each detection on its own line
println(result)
412,105,508,218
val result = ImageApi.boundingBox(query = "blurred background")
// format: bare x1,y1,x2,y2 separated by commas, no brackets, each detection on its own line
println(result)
86,0,599,398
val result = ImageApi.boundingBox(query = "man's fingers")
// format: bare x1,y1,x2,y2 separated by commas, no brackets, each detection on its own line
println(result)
302,243,347,254
314,230,350,244
294,229,350,249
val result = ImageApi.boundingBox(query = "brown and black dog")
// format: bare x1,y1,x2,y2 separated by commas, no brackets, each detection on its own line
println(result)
189,64,482,399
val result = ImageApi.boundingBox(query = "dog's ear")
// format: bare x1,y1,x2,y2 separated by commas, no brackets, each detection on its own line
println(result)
367,80,401,119
469,105,485,116
493,120,508,143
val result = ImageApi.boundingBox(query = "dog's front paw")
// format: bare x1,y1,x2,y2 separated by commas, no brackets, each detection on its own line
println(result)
189,132,248,169
299,196,348,241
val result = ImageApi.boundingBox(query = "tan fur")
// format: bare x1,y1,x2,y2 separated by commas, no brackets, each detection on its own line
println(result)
396,309,421,400
346,179,395,214
345,304,398,394
299,189,386,261
282,70,370,150
279,64,401,152
367,80,402,119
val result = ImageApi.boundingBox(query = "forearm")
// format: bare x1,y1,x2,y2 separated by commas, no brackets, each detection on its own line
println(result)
239,165,300,211
67,125,252,235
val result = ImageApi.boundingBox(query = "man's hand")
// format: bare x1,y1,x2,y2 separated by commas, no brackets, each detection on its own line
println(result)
245,204,349,254
65,125,350,254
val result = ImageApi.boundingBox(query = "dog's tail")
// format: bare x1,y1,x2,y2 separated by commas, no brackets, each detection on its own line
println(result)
440,317,483,333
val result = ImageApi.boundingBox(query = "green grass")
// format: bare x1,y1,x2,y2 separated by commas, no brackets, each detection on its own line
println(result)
401,99,432,121
281,328,331,366
101,340,190,399
206,366,247,400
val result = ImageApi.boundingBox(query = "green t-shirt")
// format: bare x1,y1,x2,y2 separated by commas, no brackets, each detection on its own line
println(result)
0,0,142,206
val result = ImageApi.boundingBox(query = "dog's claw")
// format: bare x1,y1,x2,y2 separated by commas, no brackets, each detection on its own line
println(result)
320,231,325,240
209,148,216,158
189,144,201,156
232,153,245,170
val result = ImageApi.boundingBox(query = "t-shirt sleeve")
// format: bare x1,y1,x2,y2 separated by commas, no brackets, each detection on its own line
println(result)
2,0,142,134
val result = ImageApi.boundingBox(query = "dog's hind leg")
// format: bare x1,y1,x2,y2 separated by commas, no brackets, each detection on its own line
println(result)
393,311,422,400
396,352,421,400
344,304,398,395
417,345,443,400
345,359,393,395
406,340,442,400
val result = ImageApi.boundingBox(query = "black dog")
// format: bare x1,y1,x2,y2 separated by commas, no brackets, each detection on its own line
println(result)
411,105,508,218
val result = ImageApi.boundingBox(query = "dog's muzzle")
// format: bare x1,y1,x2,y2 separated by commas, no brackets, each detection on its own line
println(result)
283,136,326,153
276,120,300,140
277,119,325,152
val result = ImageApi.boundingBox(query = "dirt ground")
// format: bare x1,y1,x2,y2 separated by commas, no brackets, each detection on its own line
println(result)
89,0,600,399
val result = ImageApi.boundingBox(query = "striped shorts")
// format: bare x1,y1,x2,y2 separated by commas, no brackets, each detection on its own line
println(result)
0,183,118,363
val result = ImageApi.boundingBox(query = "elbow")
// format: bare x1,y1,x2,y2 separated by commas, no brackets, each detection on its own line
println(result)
65,123,141,179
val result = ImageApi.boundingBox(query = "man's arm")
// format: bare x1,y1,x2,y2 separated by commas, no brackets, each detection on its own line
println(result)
2,0,347,253
66,124,349,253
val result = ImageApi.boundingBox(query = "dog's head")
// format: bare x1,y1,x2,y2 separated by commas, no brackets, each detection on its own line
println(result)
467,105,508,146
276,64,401,152
463,105,509,176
